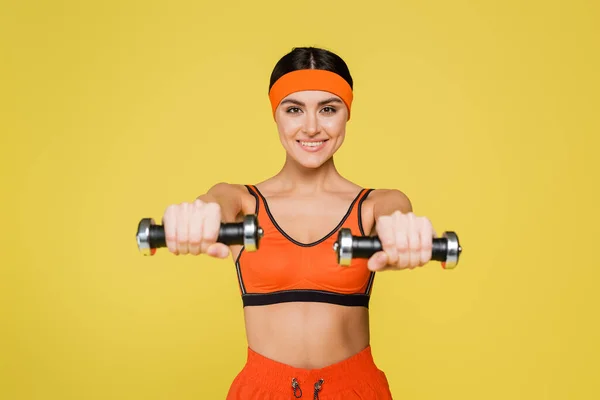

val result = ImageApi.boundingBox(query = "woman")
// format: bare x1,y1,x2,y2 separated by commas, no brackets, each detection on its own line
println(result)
162,47,436,399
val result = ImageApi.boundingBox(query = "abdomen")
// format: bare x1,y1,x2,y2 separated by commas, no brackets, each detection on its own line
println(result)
243,302,370,369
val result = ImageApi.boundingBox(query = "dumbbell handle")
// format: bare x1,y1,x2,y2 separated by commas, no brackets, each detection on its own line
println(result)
334,229,461,268
136,214,262,256
146,223,247,249
351,237,452,262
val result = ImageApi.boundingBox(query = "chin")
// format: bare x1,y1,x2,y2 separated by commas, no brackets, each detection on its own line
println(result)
296,157,330,169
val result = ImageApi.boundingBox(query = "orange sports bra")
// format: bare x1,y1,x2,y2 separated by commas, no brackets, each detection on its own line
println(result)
235,185,377,308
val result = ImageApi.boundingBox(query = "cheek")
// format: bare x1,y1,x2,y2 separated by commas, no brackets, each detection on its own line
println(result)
322,119,346,137
278,120,302,138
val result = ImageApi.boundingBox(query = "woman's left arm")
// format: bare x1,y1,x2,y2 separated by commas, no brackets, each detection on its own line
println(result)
367,189,436,272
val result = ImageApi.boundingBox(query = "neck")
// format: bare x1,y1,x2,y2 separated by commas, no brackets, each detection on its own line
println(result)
273,154,342,194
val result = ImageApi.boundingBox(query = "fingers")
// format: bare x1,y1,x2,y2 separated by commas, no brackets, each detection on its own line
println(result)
177,202,190,255
392,211,410,269
419,217,433,266
373,211,435,271
206,243,230,259
163,204,178,255
367,251,389,271
161,199,224,257
406,213,420,269
188,200,204,255
376,214,398,265
200,202,221,254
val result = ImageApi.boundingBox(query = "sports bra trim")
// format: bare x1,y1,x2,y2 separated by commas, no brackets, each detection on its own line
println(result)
249,185,367,247
242,289,370,307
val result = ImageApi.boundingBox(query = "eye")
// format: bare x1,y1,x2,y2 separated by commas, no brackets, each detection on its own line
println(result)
321,106,337,113
286,107,302,113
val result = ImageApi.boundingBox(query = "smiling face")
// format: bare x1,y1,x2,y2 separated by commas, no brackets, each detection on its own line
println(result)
274,90,349,169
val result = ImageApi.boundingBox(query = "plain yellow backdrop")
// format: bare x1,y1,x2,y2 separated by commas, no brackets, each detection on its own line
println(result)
1,0,599,399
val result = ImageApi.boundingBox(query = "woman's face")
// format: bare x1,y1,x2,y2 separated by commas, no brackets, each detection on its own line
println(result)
274,90,349,169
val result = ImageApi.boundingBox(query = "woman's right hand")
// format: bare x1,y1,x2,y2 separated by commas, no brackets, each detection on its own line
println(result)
162,199,230,258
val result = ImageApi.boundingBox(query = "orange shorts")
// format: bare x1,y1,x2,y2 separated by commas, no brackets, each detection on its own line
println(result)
226,346,393,399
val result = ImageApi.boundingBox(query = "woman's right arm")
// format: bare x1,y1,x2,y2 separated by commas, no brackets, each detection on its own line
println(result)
162,182,247,257
195,182,246,223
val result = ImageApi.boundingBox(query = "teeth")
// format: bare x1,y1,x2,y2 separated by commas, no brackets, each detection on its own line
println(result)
300,141,324,147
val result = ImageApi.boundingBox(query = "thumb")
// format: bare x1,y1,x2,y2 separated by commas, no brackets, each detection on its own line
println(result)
206,243,230,259
368,251,389,271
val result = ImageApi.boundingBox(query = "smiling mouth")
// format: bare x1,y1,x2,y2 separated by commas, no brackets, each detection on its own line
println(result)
296,139,329,148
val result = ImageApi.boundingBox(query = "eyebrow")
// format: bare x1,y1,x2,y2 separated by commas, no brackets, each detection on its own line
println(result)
280,97,343,107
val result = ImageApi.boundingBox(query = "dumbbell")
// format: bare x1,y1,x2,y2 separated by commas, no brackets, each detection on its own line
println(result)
136,214,263,256
333,229,462,269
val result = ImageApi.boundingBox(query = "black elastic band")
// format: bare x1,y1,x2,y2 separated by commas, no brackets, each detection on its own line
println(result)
242,290,370,308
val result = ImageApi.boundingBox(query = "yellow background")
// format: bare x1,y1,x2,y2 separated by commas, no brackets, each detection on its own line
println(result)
2,0,598,399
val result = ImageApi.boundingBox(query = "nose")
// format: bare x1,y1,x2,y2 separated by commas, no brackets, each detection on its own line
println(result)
302,112,319,136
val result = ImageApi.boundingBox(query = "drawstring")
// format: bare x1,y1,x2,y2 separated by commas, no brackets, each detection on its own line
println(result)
291,378,324,399
292,378,302,398
313,379,324,399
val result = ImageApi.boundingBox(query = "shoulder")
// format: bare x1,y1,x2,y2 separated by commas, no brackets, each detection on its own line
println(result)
206,182,250,197
367,188,411,206
356,188,411,235
204,182,256,219
363,188,412,217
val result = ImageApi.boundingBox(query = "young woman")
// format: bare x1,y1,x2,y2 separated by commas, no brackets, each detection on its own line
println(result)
162,47,436,399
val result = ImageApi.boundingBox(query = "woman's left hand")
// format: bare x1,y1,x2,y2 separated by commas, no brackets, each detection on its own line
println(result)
367,211,436,271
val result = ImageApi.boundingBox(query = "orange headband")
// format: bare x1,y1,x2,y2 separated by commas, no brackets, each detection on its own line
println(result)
268,69,353,120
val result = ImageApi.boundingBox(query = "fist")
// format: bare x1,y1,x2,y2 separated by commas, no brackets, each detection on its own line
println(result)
367,211,436,271
162,199,230,258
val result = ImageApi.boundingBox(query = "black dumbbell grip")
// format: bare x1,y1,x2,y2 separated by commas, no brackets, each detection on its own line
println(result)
352,237,382,258
353,237,449,262
147,223,245,249
218,224,245,245
148,225,167,248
